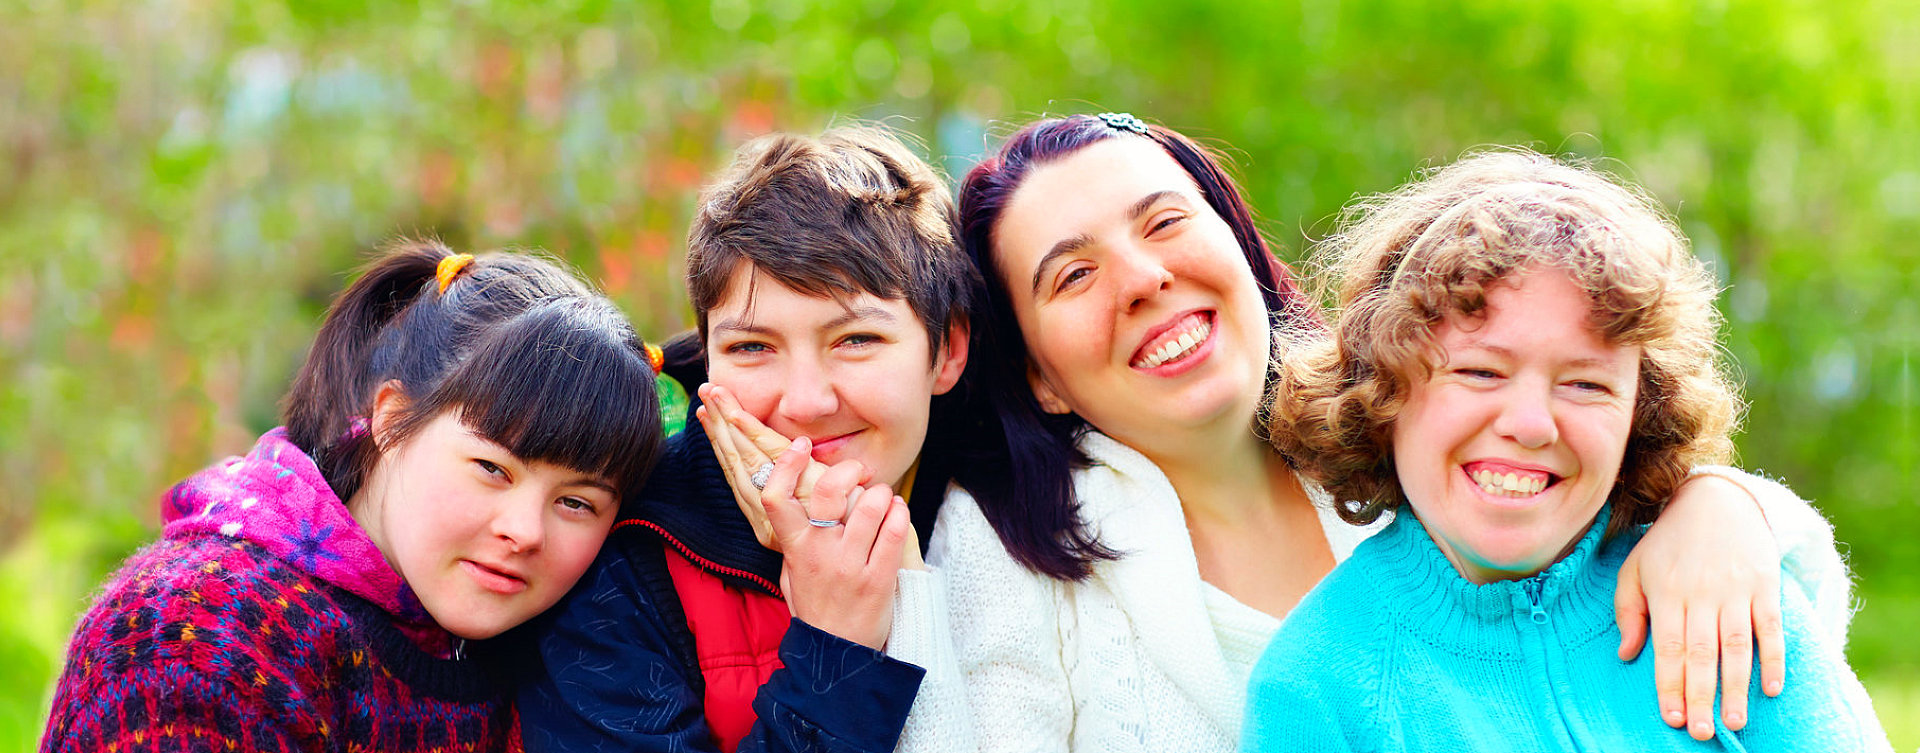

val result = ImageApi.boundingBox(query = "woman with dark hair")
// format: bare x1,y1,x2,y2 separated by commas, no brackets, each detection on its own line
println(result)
904,115,1854,751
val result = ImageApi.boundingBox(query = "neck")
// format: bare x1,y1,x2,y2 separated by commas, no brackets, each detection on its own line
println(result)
1136,419,1283,522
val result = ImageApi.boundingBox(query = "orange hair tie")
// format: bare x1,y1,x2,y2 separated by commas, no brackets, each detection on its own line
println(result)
436,253,475,294
644,343,665,374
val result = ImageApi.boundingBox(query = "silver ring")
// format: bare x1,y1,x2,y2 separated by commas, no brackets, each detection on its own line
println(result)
749,462,775,490
807,518,842,528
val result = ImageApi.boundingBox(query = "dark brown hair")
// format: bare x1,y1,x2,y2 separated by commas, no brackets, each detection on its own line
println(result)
683,126,977,359
950,114,1319,581
283,239,664,505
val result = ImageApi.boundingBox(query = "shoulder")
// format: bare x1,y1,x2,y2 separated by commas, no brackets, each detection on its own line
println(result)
1259,547,1391,685
52,534,351,715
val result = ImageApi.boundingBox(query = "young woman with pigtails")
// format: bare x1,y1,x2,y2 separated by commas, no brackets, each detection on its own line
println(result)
41,240,666,753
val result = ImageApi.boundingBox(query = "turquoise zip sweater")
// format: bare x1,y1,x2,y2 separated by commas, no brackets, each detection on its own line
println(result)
1242,507,1886,752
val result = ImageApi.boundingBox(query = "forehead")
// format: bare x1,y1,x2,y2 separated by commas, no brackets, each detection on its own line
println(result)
994,139,1199,265
709,263,926,333
1433,270,1634,368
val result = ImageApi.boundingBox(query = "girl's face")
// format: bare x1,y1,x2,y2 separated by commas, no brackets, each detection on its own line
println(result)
356,405,618,640
704,266,967,490
1391,268,1639,583
991,137,1270,450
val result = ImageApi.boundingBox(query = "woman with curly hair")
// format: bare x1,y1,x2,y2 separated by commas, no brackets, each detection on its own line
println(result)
1246,149,1888,750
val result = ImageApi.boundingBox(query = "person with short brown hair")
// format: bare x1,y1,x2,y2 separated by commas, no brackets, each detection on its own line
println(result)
518,125,976,753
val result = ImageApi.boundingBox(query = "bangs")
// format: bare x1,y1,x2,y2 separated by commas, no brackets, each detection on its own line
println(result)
422,300,663,500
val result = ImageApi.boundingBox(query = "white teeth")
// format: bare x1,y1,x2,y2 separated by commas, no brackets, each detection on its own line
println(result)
1472,469,1549,497
1136,319,1211,368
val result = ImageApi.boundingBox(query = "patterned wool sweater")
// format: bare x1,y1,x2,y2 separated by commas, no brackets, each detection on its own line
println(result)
41,429,521,753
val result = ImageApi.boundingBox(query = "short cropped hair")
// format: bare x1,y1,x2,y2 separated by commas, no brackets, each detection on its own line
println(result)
685,126,976,359
1269,149,1741,536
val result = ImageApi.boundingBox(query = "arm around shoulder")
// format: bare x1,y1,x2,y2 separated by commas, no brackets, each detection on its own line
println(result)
1688,465,1855,647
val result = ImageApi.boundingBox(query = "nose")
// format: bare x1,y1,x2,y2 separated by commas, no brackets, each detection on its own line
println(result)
775,355,840,426
491,493,546,554
1113,244,1175,313
1493,379,1559,450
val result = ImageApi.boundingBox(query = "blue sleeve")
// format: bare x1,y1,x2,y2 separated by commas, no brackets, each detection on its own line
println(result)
518,541,927,753
518,543,715,753
740,619,927,753
1242,641,1361,753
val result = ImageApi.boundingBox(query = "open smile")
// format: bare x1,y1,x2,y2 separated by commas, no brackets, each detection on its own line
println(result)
1460,460,1564,502
1130,310,1215,373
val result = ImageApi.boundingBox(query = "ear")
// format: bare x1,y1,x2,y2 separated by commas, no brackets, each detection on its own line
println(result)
368,380,410,450
1026,363,1072,415
930,320,971,395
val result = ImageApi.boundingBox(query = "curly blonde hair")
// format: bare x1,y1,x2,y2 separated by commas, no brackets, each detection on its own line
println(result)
1269,149,1741,536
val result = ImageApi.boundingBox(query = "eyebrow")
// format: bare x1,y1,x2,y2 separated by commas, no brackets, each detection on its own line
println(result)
1456,342,1619,370
823,305,898,330
1028,190,1185,296
709,317,773,336
711,305,898,337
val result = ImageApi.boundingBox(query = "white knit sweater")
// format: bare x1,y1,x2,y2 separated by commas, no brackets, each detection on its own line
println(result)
886,433,1851,753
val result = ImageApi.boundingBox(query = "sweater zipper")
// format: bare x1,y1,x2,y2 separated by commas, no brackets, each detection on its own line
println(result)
1521,576,1590,751
452,638,467,661
615,518,784,599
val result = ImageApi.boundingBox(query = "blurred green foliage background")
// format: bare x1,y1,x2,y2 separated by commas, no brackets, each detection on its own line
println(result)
2,0,1914,746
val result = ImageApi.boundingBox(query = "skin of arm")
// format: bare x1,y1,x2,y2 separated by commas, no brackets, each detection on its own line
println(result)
1614,467,1851,740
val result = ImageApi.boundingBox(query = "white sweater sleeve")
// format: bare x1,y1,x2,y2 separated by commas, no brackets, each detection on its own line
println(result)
1688,465,1856,651
901,487,1074,753
887,564,975,753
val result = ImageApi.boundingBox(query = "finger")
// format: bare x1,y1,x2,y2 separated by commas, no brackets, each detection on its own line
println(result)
839,482,893,559
805,461,866,524
1684,607,1721,741
1718,603,1753,731
1754,581,1786,698
711,385,795,459
1649,595,1689,729
700,404,751,488
863,494,912,571
1614,557,1650,661
760,438,815,540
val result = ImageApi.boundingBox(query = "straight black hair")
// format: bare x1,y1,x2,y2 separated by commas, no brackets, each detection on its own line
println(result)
283,239,663,504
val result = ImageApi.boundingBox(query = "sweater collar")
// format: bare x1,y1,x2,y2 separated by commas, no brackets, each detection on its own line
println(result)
1072,431,1244,734
160,428,434,625
1377,505,1628,643
622,415,785,595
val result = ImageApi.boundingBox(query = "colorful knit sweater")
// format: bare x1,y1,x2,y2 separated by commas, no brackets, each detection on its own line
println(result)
41,428,521,753
1242,507,1891,752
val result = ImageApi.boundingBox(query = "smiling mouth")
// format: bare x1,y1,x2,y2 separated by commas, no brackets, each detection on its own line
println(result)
1462,462,1562,498
1131,312,1213,370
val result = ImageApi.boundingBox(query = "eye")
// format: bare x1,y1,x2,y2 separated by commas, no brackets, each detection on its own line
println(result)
726,341,771,355
1148,213,1187,235
1569,380,1613,394
1055,265,1093,293
839,333,883,348
476,459,505,477
558,496,598,515
1455,367,1501,380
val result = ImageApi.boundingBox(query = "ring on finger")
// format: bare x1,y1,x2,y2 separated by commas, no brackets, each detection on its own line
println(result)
749,462,775,490
807,517,842,528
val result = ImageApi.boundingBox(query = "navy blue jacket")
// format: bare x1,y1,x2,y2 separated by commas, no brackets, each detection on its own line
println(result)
517,413,926,753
